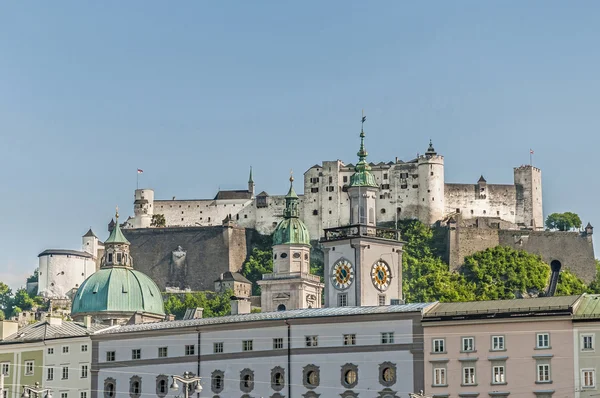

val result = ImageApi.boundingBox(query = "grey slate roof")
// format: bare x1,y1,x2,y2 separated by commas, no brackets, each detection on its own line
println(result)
37,249,93,258
213,190,252,200
214,271,251,284
98,303,435,335
424,295,582,318
1,320,108,344
82,229,97,238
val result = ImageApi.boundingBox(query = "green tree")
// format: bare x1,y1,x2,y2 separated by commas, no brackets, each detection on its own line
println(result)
26,269,39,284
11,288,36,317
587,259,600,294
461,246,550,300
151,214,166,227
241,248,273,295
555,270,589,296
545,212,582,231
163,290,232,320
0,283,12,313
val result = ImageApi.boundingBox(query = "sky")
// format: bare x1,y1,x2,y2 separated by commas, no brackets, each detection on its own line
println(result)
1,2,599,290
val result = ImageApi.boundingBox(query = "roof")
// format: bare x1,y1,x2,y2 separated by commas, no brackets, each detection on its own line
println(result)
1,320,107,344
38,249,93,259
574,294,600,319
214,190,252,200
82,229,97,238
215,271,251,284
71,267,165,317
478,175,487,183
424,295,582,319
104,220,130,245
97,303,434,335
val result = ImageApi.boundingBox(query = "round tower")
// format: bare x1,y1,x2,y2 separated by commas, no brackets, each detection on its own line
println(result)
417,140,445,224
133,189,154,228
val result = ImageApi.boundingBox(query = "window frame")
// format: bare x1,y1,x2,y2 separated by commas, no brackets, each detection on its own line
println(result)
337,293,348,307
242,340,253,352
47,367,54,381
62,366,69,380
343,334,356,346
184,345,195,356
492,365,506,384
536,332,550,349
213,342,224,353
80,365,88,379
1,363,9,377
433,367,447,386
432,338,445,353
131,349,141,360
491,335,505,351
582,334,595,351
106,351,116,362
378,295,386,306
381,332,395,344
25,360,34,376
273,338,283,349
582,369,596,388
305,335,318,347
462,336,475,352
158,347,168,358
537,364,551,382
62,345,69,354
462,367,476,386
81,344,88,352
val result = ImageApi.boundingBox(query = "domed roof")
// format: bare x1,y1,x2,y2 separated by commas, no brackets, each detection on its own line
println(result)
71,267,164,317
272,175,311,246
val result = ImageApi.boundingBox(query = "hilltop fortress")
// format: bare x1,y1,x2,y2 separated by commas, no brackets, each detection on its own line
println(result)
125,141,544,239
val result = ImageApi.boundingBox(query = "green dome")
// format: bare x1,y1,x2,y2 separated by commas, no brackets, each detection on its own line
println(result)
71,267,165,317
273,217,311,246
272,175,311,246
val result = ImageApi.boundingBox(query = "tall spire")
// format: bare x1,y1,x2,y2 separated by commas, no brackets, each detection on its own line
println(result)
284,171,299,218
248,166,254,183
105,206,130,245
349,112,378,188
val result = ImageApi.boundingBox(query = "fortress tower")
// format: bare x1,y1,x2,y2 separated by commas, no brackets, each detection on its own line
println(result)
418,140,445,224
133,189,154,228
514,165,543,230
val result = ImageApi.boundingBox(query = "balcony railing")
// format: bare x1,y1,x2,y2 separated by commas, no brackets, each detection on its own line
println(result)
322,224,402,242
262,272,322,283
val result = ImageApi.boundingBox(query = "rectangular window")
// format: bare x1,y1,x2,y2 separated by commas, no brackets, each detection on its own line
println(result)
80,365,88,379
381,332,395,344
305,335,318,347
343,334,356,346
62,346,69,354
390,299,401,305
47,367,53,381
25,361,34,376
492,335,505,351
493,366,505,384
433,338,445,353
463,367,475,385
383,173,388,179
81,344,88,352
343,176,348,183
106,351,115,362
1,363,9,376
462,337,475,352
537,333,550,349
132,349,141,360
185,345,195,356
378,295,386,306
62,366,69,380
537,364,550,382
158,347,168,358
337,293,348,307
47,348,54,355
583,369,596,388
273,338,283,349
214,342,224,353
582,334,595,351
80,392,87,398
242,340,253,351
311,188,319,193
433,368,446,386
61,393,67,398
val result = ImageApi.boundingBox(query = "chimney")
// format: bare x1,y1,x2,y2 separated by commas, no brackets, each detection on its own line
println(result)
183,308,203,320
47,317,62,327
230,297,251,315
83,315,92,329
165,314,176,321
0,321,18,340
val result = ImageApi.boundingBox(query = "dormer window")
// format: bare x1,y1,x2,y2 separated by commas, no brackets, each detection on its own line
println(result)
108,253,113,263
117,253,122,263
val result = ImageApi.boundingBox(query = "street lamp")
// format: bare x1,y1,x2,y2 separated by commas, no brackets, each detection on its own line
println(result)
170,371,202,398
21,382,52,398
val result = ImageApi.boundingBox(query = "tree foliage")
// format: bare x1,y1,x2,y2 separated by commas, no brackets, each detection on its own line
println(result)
151,214,166,227
545,212,582,231
26,269,39,284
555,270,589,296
163,290,232,320
241,248,273,295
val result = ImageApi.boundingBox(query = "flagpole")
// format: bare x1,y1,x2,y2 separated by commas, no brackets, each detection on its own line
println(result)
530,149,533,166
137,170,139,190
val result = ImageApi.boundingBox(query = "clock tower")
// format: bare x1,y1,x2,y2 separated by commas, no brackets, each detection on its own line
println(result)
321,118,404,307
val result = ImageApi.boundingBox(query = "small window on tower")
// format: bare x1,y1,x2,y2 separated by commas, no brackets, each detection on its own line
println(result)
108,253,113,263
117,253,122,263
313,210,318,216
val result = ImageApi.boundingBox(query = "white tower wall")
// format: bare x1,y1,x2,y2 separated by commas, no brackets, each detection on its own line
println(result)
38,253,96,299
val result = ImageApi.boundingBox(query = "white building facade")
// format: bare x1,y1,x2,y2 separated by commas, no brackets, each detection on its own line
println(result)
92,304,431,398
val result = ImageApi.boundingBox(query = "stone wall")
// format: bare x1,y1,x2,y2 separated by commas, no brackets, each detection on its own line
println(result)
122,225,248,292
447,223,596,283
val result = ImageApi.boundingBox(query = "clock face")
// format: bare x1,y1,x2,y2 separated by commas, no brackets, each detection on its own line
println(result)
332,259,354,290
371,260,391,291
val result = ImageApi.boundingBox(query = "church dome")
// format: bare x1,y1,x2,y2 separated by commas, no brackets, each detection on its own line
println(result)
71,267,165,317
272,175,311,246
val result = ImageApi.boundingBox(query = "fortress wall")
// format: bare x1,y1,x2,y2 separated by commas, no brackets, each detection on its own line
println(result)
154,199,253,227
444,184,517,223
448,227,500,271
122,225,247,292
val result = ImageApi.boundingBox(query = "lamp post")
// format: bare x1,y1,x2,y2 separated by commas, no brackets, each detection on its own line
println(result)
170,372,202,398
21,382,52,398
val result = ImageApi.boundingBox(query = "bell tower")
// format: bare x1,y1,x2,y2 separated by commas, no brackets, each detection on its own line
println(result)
321,115,404,307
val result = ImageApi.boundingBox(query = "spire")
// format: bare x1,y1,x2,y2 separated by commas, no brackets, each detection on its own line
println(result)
284,171,299,218
105,206,130,245
248,166,254,184
349,112,378,188
425,139,437,157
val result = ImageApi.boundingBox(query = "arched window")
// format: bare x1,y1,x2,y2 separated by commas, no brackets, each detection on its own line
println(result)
379,362,397,387
156,375,168,398
271,366,285,391
104,378,116,398
341,363,359,389
277,304,286,312
240,369,254,393
302,365,320,389
129,376,141,398
211,370,224,394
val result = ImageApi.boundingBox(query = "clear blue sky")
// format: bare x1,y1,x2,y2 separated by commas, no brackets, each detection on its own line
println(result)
1,2,598,289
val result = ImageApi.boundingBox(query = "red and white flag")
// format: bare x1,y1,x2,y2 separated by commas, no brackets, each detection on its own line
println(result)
530,149,534,155
137,169,144,174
